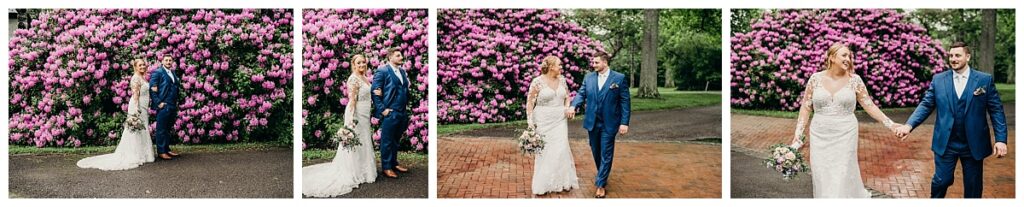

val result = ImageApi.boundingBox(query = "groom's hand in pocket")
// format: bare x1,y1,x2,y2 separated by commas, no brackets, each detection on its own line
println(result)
994,142,1008,158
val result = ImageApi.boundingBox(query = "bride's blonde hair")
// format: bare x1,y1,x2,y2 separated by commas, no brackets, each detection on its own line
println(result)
540,55,561,75
350,54,367,75
823,43,854,73
131,58,146,75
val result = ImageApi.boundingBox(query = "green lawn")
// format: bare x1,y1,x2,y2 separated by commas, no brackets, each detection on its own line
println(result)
439,88,721,135
302,149,427,166
8,142,291,155
996,83,1015,103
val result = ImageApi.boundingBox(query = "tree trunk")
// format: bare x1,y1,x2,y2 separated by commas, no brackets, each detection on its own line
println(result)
637,9,660,98
978,9,996,75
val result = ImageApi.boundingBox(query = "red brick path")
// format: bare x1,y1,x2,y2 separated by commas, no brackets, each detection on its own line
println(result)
731,114,1015,198
438,136,722,198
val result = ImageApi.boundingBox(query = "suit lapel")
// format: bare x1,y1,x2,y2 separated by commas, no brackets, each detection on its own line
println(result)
597,71,614,98
399,67,409,88
962,70,979,110
943,71,957,113
598,72,616,101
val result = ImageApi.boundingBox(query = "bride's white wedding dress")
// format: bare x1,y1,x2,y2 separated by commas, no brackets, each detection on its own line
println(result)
302,75,377,197
527,76,579,195
795,72,894,198
77,74,155,170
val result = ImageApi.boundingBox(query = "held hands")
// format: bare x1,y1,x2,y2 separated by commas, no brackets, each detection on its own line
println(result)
373,89,382,96
893,124,913,141
382,108,392,116
159,102,166,109
565,107,576,119
993,142,1008,158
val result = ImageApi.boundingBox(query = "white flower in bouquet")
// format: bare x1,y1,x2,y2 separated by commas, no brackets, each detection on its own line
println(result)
331,120,362,151
517,125,546,155
123,113,146,132
763,135,810,180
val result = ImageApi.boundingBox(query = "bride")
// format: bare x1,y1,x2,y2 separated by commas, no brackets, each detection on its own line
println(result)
791,43,904,198
526,55,579,196
302,54,377,197
77,58,156,170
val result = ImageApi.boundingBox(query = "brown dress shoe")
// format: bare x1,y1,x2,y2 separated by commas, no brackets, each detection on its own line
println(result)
394,165,409,173
159,154,173,160
383,170,399,178
595,187,607,198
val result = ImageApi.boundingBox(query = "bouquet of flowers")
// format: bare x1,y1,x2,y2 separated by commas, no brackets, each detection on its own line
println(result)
331,120,362,151
764,135,810,180
517,125,546,155
123,113,146,132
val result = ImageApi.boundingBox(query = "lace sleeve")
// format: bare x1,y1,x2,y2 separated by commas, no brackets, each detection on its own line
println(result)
525,77,541,126
128,76,142,115
561,76,571,108
792,73,817,148
344,76,360,126
852,75,894,128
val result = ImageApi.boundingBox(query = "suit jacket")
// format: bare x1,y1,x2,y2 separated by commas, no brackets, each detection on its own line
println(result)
149,66,180,111
371,64,410,119
571,69,631,132
906,68,1008,159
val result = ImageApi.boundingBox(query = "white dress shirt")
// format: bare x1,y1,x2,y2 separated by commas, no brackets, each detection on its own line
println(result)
953,68,970,99
597,69,610,90
390,63,404,84
165,68,176,83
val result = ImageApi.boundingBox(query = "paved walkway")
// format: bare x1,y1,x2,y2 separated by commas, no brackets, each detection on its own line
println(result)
302,154,429,198
731,114,1015,198
438,137,721,198
9,149,292,198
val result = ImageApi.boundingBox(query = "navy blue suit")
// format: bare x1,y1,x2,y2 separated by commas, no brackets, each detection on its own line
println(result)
571,69,631,188
371,64,410,171
906,68,1008,198
149,66,180,154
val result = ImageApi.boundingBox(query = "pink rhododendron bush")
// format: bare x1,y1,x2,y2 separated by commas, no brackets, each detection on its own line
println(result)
730,9,947,110
301,9,429,151
438,9,605,124
9,9,294,147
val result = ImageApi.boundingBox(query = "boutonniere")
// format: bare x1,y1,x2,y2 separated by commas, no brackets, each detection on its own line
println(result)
973,87,986,96
610,83,619,89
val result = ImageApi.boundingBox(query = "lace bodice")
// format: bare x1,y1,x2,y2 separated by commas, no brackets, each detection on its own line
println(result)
348,75,371,103
530,76,568,107
130,74,150,118
805,72,862,116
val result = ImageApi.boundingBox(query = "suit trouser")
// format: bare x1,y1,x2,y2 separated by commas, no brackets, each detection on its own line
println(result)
588,121,617,188
380,111,409,171
931,136,983,198
155,107,177,154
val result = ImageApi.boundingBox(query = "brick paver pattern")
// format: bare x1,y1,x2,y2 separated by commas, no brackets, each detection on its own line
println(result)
731,114,1015,198
439,137,722,198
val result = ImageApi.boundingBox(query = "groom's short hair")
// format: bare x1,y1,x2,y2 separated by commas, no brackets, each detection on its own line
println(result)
594,51,611,64
950,42,971,55
387,48,402,56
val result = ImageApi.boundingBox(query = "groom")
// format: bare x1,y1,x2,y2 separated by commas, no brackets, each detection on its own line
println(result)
570,52,631,198
896,42,1008,198
372,48,412,179
150,55,182,160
